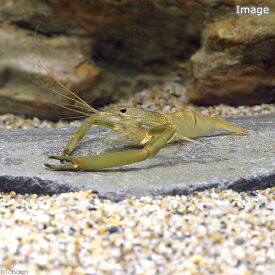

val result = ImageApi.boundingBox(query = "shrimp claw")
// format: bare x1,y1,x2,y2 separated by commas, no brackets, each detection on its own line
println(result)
45,124,176,171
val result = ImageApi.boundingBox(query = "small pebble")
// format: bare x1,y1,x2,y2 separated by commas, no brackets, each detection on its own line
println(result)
108,226,120,234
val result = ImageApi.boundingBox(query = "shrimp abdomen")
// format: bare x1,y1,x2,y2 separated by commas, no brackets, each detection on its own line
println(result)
166,111,249,139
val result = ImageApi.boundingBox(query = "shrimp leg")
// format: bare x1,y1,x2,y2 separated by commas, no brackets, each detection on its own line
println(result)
61,117,117,156
45,124,176,171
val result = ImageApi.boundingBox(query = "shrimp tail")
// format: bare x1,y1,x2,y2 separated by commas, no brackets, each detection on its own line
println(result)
213,117,249,135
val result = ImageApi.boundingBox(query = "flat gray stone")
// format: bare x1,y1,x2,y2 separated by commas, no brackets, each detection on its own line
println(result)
0,114,274,201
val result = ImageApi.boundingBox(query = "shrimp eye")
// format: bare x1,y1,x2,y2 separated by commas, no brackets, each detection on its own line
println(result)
120,108,127,113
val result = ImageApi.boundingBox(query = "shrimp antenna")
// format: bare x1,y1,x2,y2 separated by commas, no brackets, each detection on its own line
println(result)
32,25,99,114
60,115,88,120
51,90,94,112
47,98,91,117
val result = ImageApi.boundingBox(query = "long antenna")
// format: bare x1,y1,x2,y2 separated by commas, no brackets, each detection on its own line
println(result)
32,25,99,114
51,89,94,112
47,98,91,117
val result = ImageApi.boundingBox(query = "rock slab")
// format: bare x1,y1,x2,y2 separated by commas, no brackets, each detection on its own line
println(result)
0,114,274,200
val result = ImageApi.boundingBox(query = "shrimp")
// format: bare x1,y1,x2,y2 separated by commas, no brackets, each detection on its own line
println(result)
45,96,249,171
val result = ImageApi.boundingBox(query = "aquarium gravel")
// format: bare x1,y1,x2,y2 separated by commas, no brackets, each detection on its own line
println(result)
0,188,274,274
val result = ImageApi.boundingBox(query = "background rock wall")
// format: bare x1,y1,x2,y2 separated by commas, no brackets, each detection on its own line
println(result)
0,0,274,119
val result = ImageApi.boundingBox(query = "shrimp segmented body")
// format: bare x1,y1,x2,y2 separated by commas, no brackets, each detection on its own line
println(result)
45,104,249,171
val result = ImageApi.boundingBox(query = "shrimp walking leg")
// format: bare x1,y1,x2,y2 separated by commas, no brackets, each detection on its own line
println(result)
62,117,117,156
62,117,94,156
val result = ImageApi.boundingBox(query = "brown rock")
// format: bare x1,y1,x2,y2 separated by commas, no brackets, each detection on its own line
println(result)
188,9,275,105
0,0,207,118
0,24,92,119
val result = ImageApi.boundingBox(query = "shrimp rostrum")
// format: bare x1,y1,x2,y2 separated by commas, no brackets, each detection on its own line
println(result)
45,98,249,171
